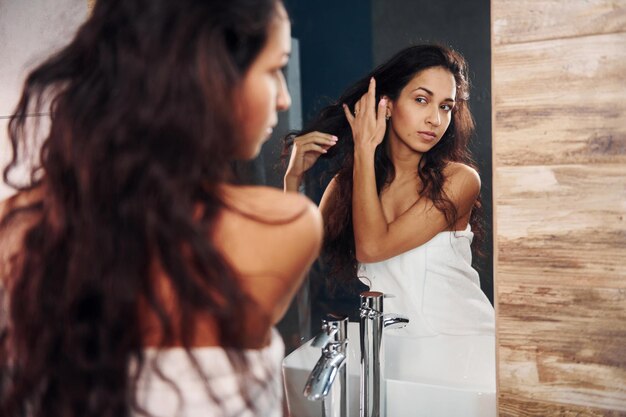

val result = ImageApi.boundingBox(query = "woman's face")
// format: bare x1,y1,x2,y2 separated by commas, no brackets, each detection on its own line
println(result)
235,3,292,160
386,66,456,155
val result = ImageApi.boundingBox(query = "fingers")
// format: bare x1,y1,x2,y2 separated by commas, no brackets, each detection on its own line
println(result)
294,132,338,156
376,97,388,136
287,131,338,177
299,142,330,155
344,78,379,129
377,97,387,124
295,131,337,146
356,78,376,118
367,77,376,114
343,103,355,128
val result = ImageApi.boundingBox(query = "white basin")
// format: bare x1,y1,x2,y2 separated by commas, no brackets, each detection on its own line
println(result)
282,322,495,417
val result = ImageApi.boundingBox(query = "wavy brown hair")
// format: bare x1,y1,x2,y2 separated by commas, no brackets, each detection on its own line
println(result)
286,44,484,285
0,0,283,416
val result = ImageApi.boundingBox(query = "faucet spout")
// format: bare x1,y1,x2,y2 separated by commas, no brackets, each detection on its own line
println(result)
303,349,346,400
382,313,409,330
303,314,349,417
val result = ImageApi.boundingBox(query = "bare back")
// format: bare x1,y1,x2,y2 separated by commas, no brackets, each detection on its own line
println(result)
0,185,323,349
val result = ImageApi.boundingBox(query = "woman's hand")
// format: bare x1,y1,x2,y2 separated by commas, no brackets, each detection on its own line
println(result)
343,77,387,154
284,131,337,192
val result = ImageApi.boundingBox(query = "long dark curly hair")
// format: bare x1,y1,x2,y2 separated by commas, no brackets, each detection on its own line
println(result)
286,44,483,285
0,0,283,416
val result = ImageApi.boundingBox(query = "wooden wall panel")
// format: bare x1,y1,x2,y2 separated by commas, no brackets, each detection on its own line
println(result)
492,0,626,45
498,283,626,411
493,33,626,166
499,396,626,417
493,0,626,414
495,164,626,287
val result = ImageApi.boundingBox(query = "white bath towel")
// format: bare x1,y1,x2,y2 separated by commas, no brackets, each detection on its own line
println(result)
131,329,284,417
359,225,494,337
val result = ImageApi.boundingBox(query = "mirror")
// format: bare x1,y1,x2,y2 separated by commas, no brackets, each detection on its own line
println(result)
274,1,496,415
275,0,493,337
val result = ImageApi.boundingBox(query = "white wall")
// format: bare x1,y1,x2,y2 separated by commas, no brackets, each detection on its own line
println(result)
0,0,87,199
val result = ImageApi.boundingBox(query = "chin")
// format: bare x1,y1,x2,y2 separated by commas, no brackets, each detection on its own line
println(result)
241,145,263,160
410,144,435,154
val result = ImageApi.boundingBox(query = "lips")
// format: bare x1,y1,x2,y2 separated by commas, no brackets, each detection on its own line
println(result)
417,131,436,140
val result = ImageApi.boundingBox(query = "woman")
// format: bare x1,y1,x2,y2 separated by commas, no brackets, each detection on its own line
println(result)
285,44,493,337
0,0,322,416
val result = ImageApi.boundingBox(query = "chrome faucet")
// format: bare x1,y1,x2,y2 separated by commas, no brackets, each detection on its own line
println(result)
303,313,349,417
359,291,409,417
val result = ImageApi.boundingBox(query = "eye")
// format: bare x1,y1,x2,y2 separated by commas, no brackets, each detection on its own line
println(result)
276,64,288,75
440,104,453,112
271,66,287,83
415,96,427,104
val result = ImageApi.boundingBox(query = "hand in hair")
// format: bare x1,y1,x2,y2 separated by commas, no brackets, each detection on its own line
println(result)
343,77,387,154
284,131,338,192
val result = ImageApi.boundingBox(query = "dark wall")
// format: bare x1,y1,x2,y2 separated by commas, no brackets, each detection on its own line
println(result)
283,0,374,124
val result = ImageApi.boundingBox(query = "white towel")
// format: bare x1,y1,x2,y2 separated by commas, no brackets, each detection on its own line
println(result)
131,329,285,417
359,225,494,337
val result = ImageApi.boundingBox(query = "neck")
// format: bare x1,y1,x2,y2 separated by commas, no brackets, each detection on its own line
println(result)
386,133,423,180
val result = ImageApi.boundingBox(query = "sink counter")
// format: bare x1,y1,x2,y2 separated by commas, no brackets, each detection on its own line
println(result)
283,322,495,417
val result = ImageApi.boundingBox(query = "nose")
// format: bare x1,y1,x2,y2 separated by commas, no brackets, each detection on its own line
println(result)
276,71,291,111
426,105,441,127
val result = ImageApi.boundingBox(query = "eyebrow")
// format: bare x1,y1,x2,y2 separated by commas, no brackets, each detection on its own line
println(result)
413,87,455,102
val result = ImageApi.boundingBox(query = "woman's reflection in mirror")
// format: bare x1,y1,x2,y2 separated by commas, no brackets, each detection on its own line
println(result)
284,44,494,337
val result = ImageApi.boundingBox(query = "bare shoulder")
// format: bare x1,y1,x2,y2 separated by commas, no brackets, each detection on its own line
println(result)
444,162,481,196
221,184,319,224
215,185,323,324
217,184,323,268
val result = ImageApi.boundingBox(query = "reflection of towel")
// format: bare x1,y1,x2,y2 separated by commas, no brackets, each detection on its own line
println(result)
359,225,494,337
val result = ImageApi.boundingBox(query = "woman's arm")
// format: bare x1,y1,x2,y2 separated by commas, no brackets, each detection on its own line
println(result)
352,143,390,262
354,164,480,262
342,77,392,262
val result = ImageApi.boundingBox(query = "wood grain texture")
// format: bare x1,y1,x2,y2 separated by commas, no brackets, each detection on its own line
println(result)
498,394,626,417
493,32,626,166
493,0,626,414
497,283,626,412
495,164,626,287
492,0,626,45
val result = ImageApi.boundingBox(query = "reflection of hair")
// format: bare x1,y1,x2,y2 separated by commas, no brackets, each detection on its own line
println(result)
287,44,483,284
1,0,281,416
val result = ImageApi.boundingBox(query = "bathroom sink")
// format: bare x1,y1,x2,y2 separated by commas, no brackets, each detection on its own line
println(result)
282,322,496,417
